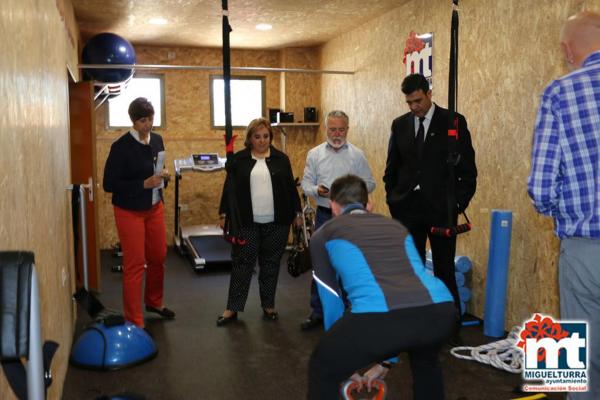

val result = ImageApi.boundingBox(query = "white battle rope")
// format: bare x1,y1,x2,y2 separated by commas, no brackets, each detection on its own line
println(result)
450,326,523,373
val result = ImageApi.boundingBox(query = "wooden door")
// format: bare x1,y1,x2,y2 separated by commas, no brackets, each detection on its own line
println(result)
69,81,101,291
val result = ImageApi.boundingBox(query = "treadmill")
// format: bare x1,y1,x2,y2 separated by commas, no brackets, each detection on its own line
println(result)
173,153,232,271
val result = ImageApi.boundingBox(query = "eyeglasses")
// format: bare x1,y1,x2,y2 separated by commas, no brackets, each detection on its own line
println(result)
327,127,348,133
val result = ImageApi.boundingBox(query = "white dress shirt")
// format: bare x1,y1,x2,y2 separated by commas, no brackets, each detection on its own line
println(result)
130,129,161,205
250,156,275,223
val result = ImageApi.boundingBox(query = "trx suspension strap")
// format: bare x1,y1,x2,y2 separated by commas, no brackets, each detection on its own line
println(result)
430,0,472,237
221,0,245,245
222,0,233,151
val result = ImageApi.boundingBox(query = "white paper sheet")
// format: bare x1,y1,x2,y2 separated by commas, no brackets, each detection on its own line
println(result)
155,151,165,188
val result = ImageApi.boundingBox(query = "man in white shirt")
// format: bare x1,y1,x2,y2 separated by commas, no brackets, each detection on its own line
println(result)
300,110,376,330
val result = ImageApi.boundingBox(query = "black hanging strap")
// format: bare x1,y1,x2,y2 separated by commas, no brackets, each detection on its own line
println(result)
431,0,472,237
448,0,459,115
222,0,233,154
71,185,81,280
220,0,244,245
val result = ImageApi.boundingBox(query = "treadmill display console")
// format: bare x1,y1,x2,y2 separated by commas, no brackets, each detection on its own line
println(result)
193,153,219,166
174,153,225,173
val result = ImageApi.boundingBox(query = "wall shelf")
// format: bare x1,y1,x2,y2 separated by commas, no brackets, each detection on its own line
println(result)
272,122,320,127
273,123,320,152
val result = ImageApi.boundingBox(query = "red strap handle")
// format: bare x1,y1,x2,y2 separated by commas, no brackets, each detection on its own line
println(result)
341,379,387,400
223,134,238,154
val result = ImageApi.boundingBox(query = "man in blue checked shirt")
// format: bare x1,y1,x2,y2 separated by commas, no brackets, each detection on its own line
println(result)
527,11,600,400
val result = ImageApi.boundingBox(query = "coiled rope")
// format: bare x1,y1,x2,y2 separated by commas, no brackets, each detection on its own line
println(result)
450,326,523,373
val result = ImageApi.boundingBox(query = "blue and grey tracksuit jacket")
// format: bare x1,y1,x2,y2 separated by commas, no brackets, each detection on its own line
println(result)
310,209,454,331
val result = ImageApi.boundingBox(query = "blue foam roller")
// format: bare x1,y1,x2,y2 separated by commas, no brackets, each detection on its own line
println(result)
483,210,512,338
460,300,466,315
454,255,472,273
458,286,472,302
455,271,465,287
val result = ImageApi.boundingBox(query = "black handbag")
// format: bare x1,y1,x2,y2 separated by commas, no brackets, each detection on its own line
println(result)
287,224,312,278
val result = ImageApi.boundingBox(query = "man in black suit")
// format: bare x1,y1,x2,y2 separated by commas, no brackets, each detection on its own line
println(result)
383,73,477,321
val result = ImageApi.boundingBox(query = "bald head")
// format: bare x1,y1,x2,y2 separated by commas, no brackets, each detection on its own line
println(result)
560,11,600,69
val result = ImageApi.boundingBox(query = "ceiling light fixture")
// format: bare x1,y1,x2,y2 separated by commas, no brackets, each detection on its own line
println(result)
255,23,272,31
149,17,168,25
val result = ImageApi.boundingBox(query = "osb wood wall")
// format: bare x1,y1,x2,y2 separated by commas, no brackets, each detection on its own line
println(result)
0,0,80,398
280,47,323,192
319,0,600,327
96,46,322,248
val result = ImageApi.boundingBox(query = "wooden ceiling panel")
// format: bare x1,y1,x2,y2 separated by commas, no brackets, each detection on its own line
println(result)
72,0,407,49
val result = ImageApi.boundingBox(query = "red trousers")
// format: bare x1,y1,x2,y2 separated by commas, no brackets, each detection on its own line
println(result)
114,202,167,327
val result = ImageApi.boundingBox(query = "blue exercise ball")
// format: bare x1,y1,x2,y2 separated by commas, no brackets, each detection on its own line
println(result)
82,33,136,83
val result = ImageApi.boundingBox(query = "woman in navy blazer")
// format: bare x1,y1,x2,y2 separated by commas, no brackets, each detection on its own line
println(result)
103,97,175,328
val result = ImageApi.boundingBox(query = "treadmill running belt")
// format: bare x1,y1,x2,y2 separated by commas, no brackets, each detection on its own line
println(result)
189,235,232,264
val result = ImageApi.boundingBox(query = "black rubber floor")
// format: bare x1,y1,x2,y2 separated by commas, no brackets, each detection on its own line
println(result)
62,249,564,400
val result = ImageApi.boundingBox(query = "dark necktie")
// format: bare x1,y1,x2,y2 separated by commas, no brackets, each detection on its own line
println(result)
415,116,426,158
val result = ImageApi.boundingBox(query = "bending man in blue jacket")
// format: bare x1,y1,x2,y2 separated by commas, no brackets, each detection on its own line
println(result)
307,174,456,400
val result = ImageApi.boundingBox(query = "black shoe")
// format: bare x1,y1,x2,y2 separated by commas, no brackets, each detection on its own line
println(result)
300,314,323,331
216,312,238,327
262,309,279,321
145,305,176,319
